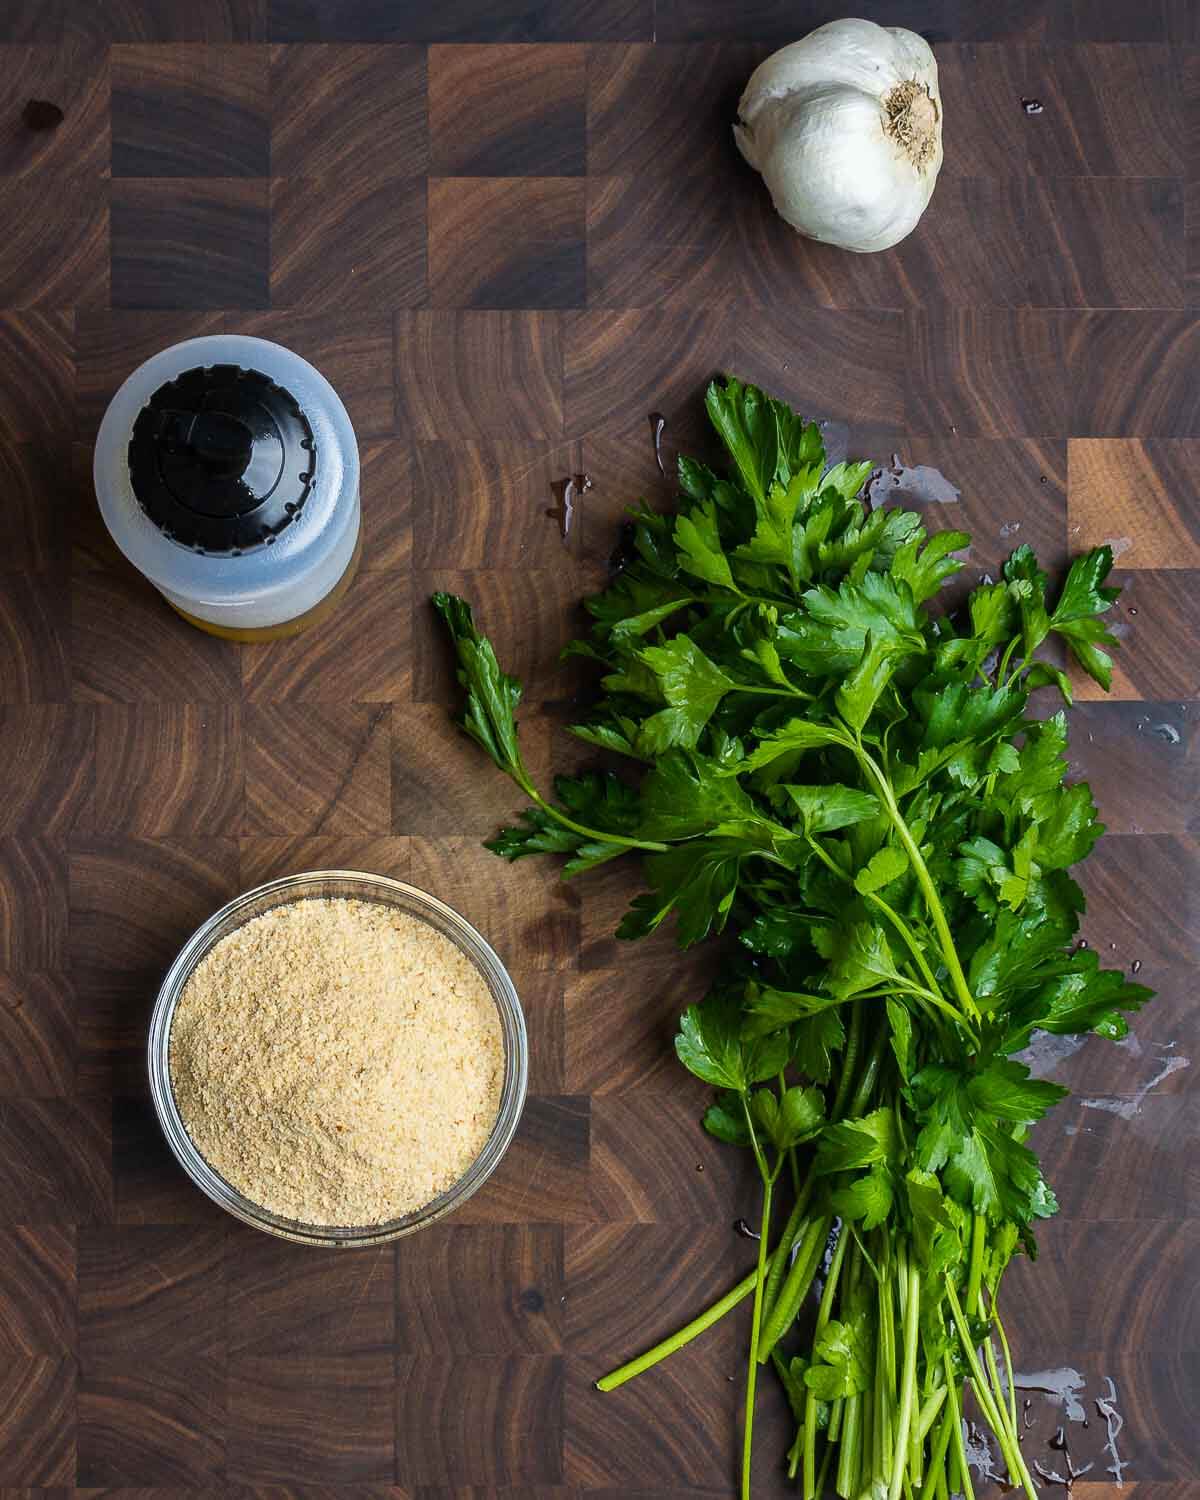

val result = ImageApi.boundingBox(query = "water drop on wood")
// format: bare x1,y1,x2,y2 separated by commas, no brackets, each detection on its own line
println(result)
22,99,64,130
648,411,667,477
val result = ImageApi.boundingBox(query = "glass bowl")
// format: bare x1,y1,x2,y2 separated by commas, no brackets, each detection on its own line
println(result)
147,871,528,1247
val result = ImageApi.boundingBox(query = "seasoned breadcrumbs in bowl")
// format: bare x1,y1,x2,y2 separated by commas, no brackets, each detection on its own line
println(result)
149,873,527,1245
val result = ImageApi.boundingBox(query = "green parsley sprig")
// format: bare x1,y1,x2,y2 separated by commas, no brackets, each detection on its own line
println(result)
436,376,1151,1500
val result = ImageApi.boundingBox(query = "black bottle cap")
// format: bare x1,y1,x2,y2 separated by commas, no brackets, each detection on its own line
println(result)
128,364,317,554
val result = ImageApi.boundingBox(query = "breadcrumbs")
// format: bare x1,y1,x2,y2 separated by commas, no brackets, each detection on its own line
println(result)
169,897,504,1226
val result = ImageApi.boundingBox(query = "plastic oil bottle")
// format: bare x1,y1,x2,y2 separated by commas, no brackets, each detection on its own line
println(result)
94,335,361,641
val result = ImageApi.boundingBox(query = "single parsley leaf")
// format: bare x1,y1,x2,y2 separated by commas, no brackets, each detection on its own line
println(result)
624,837,752,946
703,1090,752,1146
890,529,969,604
637,636,736,752
1034,781,1104,870
918,681,1022,751
966,1059,1068,1124
1023,660,1075,703
639,749,757,840
854,844,908,895
886,997,914,1080
675,502,737,591
1001,948,1153,1052
705,374,820,504
905,1169,963,1278
836,633,902,732
735,718,850,776
791,1009,846,1084
486,813,630,877
568,718,646,761
433,591,525,775
782,783,880,835
969,581,1017,647
677,988,787,1091
609,597,696,643
743,982,842,1033
826,923,905,1000
1052,545,1119,624
1054,617,1118,691
815,1107,897,1174
1004,545,1052,658
803,572,924,654
954,835,1008,908
821,460,875,504
741,630,794,689
738,905,811,957
752,1083,826,1150
485,771,642,876
804,1313,872,1400
833,1163,894,1229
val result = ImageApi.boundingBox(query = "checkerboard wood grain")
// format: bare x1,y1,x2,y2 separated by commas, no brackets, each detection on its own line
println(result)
1,1,1197,1494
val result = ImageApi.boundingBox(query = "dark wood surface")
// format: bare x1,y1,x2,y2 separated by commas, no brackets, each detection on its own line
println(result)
0,1,1197,1495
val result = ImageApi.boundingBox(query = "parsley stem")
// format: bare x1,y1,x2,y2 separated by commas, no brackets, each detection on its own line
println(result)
522,783,669,853
836,1391,862,1498
758,1212,831,1362
721,590,799,614
597,1196,815,1391
815,1431,836,1498
966,1212,986,1313
865,892,947,1009
876,1261,896,1470
942,1357,974,1500
728,682,814,701
804,1227,848,1500
830,1001,864,1120
888,1259,921,1500
787,1426,802,1481
995,635,1021,686
805,834,851,883
977,1286,1038,1500
741,1092,771,1184
982,1333,1013,1454
991,1292,1020,1436
944,1280,1035,1500
763,1177,815,1314
848,1023,889,1117
743,1174,774,1500
854,744,981,1023
934,1458,949,1500
917,1386,948,1444
919,1402,956,1500
596,1270,757,1390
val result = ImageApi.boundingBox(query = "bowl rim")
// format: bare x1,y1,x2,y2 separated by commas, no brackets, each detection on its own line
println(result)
147,869,528,1247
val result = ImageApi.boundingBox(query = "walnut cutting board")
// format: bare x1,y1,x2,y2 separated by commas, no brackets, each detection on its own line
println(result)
0,0,1196,1494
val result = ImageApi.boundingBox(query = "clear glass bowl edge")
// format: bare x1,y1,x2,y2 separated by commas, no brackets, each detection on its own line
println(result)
147,870,529,1248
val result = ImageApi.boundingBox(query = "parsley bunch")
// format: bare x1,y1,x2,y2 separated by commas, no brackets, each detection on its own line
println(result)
434,377,1152,1500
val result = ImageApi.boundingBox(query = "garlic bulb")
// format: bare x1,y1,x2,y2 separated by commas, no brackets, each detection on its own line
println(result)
735,18,943,254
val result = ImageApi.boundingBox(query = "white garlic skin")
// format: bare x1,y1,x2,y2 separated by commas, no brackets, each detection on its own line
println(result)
735,18,944,254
